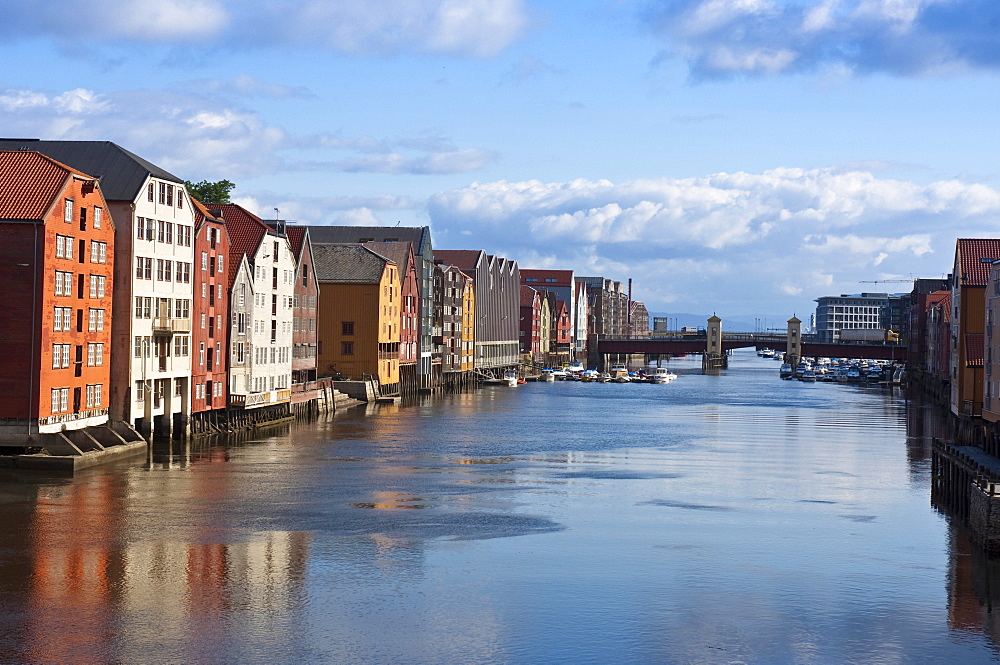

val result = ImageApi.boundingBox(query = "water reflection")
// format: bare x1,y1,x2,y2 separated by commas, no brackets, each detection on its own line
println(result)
2,352,1000,663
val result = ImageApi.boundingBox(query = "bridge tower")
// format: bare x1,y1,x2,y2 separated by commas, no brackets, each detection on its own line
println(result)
786,316,801,367
703,315,727,369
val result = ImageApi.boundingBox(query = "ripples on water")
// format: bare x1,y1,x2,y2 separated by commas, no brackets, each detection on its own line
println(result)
0,350,998,664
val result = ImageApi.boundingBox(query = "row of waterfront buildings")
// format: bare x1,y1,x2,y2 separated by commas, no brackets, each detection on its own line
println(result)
0,140,650,447
811,239,1000,427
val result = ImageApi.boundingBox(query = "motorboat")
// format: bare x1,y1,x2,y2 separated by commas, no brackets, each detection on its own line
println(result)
540,368,556,382
799,370,817,382
650,367,677,383
610,364,631,383
581,369,600,382
503,369,519,387
566,361,585,374
779,363,793,379
598,372,612,383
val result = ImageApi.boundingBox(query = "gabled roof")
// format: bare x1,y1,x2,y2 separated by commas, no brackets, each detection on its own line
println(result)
956,238,1000,287
0,139,182,202
313,244,395,284
520,285,540,308
434,250,484,272
215,203,276,285
306,225,432,256
191,196,225,232
0,150,95,220
285,226,308,258
364,241,414,275
966,333,985,367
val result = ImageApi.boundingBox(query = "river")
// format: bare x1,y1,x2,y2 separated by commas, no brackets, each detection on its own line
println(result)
0,350,998,664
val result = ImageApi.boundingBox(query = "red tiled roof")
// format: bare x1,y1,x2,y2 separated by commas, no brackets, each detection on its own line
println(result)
0,150,93,219
215,203,272,285
966,333,985,367
286,226,307,258
957,239,1000,287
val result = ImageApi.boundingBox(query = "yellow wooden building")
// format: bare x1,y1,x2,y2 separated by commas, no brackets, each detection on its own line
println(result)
313,244,400,394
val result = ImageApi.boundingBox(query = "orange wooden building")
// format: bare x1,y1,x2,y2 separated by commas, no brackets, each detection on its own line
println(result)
0,151,115,443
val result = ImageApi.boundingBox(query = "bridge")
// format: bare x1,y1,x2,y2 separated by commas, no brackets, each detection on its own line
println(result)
588,316,905,369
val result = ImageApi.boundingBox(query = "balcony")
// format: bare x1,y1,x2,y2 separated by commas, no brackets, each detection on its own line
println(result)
152,316,192,335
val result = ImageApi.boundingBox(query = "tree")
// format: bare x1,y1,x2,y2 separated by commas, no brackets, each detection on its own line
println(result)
185,179,235,205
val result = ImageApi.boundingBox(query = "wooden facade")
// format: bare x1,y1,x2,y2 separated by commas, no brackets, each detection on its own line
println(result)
0,151,115,441
191,200,230,413
314,245,401,394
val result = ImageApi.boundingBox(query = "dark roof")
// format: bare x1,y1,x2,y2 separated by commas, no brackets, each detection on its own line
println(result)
0,139,183,202
434,250,483,272
307,225,432,257
520,269,573,285
0,150,94,220
313,244,394,284
364,241,414,274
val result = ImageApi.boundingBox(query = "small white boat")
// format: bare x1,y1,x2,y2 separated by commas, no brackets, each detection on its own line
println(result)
503,369,519,387
566,361,585,374
581,369,600,382
610,364,631,383
598,372,612,383
650,367,677,383
540,368,556,382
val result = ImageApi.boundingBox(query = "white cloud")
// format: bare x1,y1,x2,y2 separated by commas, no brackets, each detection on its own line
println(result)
0,0,528,58
647,0,1000,78
428,168,1000,312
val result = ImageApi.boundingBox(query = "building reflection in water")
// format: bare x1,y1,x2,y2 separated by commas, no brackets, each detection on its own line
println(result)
21,461,309,665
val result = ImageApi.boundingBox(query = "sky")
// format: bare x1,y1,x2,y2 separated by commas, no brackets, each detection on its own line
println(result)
3,0,1000,321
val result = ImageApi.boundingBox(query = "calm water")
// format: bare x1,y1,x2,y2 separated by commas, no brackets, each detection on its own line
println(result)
1,350,999,664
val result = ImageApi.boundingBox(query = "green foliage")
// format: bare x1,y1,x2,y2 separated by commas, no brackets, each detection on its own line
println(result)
185,179,235,205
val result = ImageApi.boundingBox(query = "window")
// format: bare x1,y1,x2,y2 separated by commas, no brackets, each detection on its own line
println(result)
88,308,105,331
88,274,106,298
64,199,73,223
136,217,145,239
201,252,208,270
217,254,223,274
165,222,173,244
156,259,165,281
174,335,189,357
159,182,166,204
166,184,173,207
177,190,184,209
86,384,102,409
87,343,103,366
342,321,355,335
174,299,190,319
199,342,205,366
157,221,165,243
93,206,102,229
53,306,72,331
273,241,279,262
164,260,173,282
90,241,107,264
51,388,69,413
148,182,154,202
341,341,354,355
55,270,73,296
56,235,74,259
52,344,70,369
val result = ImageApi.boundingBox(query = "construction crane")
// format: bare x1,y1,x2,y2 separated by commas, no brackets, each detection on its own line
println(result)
859,279,913,287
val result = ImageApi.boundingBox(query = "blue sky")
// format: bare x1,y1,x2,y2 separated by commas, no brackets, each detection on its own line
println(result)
3,0,1000,321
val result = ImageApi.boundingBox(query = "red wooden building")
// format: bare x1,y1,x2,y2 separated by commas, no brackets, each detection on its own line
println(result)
191,199,230,414
0,151,115,443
